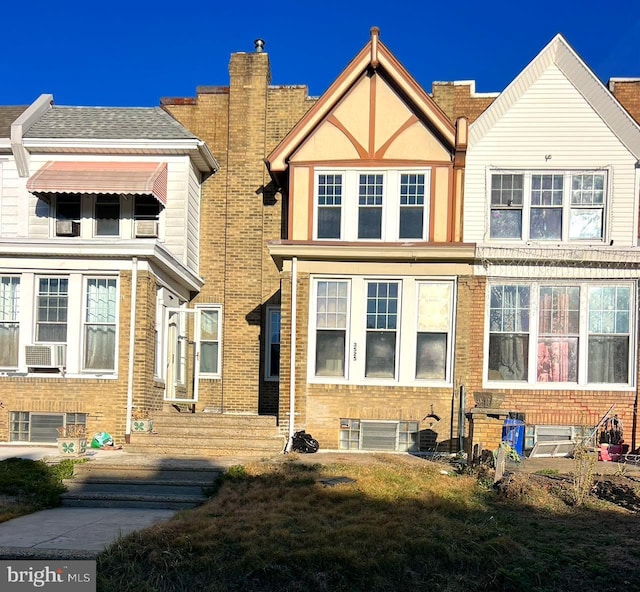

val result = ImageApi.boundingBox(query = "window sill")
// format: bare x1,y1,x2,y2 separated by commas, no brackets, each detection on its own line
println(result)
308,376,453,388
483,380,635,392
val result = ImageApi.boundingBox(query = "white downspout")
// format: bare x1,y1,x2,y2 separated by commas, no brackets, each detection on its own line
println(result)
125,257,138,443
285,256,298,452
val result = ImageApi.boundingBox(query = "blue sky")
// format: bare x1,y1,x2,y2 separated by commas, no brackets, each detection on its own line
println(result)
3,0,639,107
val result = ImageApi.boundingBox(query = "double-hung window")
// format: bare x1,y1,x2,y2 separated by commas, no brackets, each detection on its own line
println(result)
36,278,68,342
489,171,607,242
317,174,343,239
84,278,117,370
399,173,426,239
416,282,453,380
487,282,632,386
365,282,398,377
55,195,81,237
0,277,20,367
315,281,349,377
198,306,221,376
358,174,384,239
314,169,430,241
311,276,455,385
95,196,120,236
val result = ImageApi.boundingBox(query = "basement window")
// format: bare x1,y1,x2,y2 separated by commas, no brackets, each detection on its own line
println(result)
339,419,419,452
9,412,87,443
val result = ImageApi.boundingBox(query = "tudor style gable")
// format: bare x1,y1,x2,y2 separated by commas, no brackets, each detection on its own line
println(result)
267,28,469,251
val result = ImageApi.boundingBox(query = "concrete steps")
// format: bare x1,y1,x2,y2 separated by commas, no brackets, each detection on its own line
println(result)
61,460,223,509
124,412,286,457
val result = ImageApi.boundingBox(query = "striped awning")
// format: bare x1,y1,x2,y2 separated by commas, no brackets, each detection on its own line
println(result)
26,161,168,204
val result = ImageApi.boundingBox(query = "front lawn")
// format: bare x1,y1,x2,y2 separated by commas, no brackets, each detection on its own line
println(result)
96,455,640,591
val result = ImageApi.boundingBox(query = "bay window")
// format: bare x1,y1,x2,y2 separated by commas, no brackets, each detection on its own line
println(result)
314,169,430,241
489,171,607,242
487,282,633,386
311,276,455,384
0,277,20,367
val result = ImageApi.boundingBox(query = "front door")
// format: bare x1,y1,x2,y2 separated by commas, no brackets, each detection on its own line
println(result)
165,308,199,403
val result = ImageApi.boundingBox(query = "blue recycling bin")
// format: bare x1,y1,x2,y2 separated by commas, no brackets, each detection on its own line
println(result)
502,419,525,456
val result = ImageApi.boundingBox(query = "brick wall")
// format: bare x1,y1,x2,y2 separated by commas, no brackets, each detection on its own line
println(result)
610,80,640,125
431,82,495,124
163,56,315,416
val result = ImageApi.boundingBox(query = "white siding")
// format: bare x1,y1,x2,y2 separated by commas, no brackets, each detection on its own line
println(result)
27,154,53,239
465,63,639,247
23,154,194,263
186,161,201,273
163,158,190,264
0,158,27,238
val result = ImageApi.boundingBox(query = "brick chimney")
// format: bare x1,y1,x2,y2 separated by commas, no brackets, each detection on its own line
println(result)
609,79,640,125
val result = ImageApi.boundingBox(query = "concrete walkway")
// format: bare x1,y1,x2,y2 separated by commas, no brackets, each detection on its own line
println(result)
0,507,177,558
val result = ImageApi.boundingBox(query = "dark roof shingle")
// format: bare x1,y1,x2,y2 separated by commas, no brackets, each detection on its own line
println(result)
0,106,28,138
24,106,197,140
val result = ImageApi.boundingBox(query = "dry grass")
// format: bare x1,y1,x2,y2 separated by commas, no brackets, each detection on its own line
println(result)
97,456,640,592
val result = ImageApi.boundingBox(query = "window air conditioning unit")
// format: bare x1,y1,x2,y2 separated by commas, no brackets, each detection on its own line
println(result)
134,219,159,238
56,220,80,237
25,344,67,368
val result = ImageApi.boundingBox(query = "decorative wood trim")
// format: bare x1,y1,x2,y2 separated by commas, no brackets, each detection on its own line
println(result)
448,165,455,242
307,167,314,240
369,74,377,156
288,165,296,240
290,158,451,168
429,166,437,241
374,115,420,159
326,115,368,159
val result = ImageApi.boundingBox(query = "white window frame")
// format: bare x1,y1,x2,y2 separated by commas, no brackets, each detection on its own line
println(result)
265,306,281,381
313,168,431,242
0,276,20,369
484,280,635,389
82,277,118,373
488,169,609,243
308,275,456,386
35,276,69,344
196,304,222,378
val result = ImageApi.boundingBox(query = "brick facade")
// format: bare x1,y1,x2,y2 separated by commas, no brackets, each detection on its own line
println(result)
0,269,163,444
163,56,315,416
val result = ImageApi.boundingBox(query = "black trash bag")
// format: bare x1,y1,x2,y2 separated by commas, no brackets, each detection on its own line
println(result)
291,430,319,453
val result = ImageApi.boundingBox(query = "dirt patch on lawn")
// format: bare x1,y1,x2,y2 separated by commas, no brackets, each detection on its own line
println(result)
497,469,640,512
